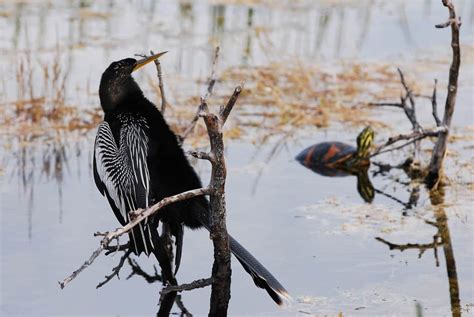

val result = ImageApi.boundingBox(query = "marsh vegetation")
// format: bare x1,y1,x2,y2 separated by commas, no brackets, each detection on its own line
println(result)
1,1,473,316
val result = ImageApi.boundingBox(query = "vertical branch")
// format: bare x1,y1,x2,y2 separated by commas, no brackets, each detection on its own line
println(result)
426,0,461,189
197,83,242,315
204,46,220,100
200,100,232,316
180,46,220,142
431,79,442,126
150,50,168,115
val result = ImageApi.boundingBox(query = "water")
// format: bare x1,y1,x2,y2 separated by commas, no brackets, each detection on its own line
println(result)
1,1,473,316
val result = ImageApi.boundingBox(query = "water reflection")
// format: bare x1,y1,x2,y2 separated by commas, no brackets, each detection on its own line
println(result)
376,187,461,317
3,0,472,89
298,162,375,203
1,0,473,315
371,160,421,211
6,133,87,238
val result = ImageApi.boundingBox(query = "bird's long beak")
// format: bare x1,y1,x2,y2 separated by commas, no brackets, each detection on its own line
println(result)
133,51,168,72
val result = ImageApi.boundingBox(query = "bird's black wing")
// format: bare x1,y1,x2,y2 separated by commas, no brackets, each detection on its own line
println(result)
93,120,154,255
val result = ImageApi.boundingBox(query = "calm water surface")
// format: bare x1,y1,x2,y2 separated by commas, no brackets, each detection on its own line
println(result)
1,1,473,316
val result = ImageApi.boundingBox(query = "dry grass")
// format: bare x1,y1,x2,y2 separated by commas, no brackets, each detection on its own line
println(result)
162,60,418,146
0,52,446,148
0,46,102,137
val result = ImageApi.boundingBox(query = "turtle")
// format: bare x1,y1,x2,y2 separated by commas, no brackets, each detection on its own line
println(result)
296,126,375,172
295,126,375,202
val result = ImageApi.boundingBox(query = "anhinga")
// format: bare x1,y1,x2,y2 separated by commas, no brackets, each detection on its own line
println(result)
93,52,290,305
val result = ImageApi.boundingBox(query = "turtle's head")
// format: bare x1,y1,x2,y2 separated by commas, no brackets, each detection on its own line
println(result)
356,126,374,158
99,51,167,113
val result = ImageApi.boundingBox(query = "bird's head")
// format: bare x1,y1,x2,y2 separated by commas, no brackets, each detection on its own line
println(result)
99,51,167,112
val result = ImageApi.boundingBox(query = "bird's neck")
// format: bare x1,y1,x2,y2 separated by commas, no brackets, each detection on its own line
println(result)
99,77,143,113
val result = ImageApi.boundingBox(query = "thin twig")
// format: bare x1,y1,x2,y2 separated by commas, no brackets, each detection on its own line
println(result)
58,247,103,289
370,102,403,108
180,106,202,142
431,79,441,126
372,137,426,157
150,50,168,115
180,47,220,142
397,68,415,108
96,249,133,289
203,46,220,100
370,127,446,157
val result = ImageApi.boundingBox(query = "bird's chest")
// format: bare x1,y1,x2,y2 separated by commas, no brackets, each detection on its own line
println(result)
107,113,150,146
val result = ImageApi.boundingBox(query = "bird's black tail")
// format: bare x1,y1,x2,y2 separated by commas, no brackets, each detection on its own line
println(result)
227,233,291,306
192,200,290,306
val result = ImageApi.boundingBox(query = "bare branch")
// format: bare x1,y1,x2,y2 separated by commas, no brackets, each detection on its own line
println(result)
371,127,447,157
187,150,214,162
180,47,220,143
179,106,202,143
58,246,103,289
150,50,168,115
426,0,461,188
200,91,239,316
219,83,244,125
160,277,214,298
203,46,220,100
372,69,421,131
397,68,416,109
104,243,130,255
59,187,210,289
435,17,461,29
373,138,425,157
370,102,403,108
96,249,133,289
431,79,441,126
128,187,210,219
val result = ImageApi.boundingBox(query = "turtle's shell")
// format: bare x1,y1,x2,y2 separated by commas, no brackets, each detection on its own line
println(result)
295,141,356,169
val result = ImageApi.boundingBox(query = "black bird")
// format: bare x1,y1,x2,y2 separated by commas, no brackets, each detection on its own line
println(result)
93,52,290,305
